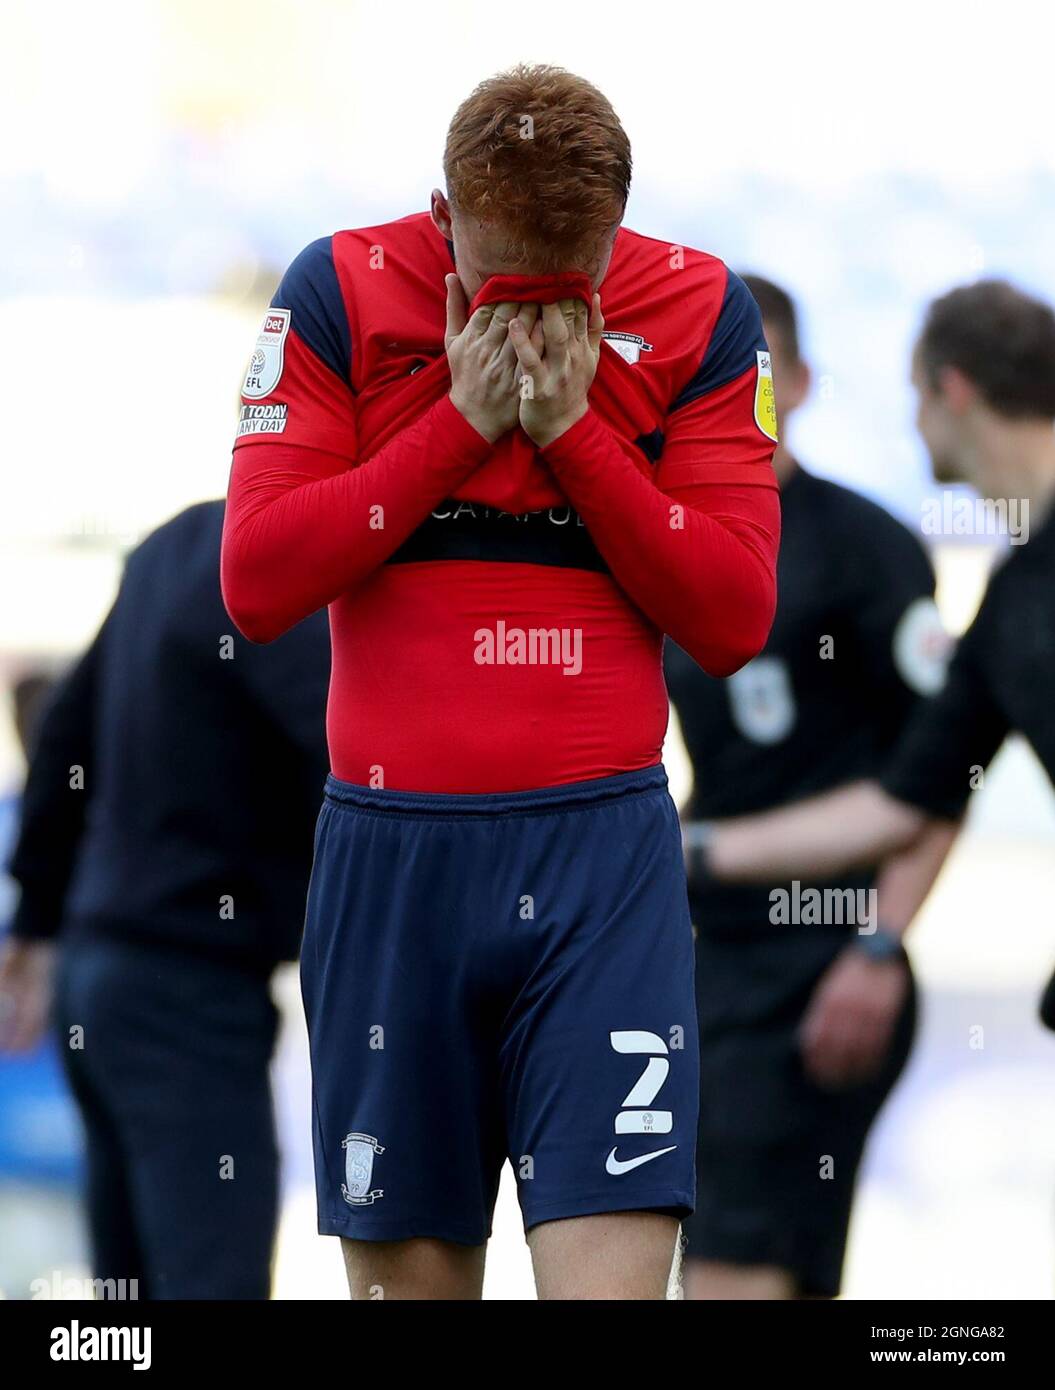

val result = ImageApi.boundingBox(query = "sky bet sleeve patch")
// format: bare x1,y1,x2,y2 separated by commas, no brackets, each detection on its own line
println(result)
754,349,778,442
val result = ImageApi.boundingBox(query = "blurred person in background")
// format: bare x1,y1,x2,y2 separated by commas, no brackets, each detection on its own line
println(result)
666,276,950,1300
0,501,330,1299
703,279,1055,1041
0,674,55,989
0,673,84,1298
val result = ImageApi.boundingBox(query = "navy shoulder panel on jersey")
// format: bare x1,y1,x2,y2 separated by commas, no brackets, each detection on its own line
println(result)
273,237,352,383
670,268,767,413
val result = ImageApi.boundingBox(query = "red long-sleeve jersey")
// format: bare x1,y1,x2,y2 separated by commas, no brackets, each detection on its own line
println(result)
222,214,780,792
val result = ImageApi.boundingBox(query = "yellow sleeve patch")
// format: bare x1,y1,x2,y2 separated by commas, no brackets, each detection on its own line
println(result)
754,350,778,442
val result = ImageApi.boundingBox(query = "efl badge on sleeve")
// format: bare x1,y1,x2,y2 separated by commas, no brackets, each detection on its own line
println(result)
754,350,778,442
243,308,291,399
341,1132,385,1206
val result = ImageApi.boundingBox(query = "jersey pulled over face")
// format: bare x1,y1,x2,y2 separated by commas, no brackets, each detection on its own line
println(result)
225,214,779,793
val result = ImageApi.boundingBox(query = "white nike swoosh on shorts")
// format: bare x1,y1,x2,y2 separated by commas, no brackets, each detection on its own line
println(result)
605,1145,677,1176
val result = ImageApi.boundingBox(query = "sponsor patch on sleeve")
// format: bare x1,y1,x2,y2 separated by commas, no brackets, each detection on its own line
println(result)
237,402,288,436
754,349,778,442
243,308,291,399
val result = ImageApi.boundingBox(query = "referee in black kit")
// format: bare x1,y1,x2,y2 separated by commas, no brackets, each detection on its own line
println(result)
0,501,329,1299
666,276,951,1300
706,280,1055,1036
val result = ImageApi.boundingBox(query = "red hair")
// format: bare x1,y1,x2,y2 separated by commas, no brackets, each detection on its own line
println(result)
443,64,631,272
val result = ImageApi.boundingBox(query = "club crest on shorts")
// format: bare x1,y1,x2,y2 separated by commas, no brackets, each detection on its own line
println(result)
341,1132,385,1206
243,307,291,398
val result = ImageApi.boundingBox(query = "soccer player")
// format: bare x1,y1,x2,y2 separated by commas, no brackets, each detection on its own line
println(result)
703,280,1055,1030
0,502,329,1298
666,276,949,1300
221,64,781,1300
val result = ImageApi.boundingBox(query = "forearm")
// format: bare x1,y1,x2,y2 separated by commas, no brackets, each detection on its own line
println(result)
707,781,927,883
874,818,961,938
222,395,491,642
542,409,778,675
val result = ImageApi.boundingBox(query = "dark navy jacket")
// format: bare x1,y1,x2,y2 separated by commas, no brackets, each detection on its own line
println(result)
9,501,330,970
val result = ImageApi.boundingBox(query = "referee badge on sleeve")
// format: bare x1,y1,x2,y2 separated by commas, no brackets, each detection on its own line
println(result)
893,597,951,696
727,656,795,744
754,350,778,442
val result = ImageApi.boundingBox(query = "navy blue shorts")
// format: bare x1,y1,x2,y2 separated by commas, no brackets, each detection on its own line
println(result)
300,766,698,1245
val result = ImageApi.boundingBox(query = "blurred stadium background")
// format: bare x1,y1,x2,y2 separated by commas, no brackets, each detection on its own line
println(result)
2,0,1054,1299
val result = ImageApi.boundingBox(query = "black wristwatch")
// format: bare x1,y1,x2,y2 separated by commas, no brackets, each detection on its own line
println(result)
852,926,909,965
681,821,714,892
